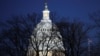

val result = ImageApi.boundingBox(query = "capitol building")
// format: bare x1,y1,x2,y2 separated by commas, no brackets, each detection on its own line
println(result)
27,1,65,56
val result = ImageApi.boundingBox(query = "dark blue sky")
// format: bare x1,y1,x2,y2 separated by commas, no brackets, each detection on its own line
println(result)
0,0,100,23
0,0,100,45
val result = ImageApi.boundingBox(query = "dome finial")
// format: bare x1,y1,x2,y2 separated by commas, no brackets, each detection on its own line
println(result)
44,0,48,9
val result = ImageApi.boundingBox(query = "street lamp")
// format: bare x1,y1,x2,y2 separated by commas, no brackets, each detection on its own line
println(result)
88,38,92,56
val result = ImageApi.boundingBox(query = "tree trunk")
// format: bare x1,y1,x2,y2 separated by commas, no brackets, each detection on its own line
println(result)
36,51,39,56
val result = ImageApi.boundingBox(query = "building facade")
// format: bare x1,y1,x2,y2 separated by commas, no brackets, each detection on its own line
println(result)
27,2,65,56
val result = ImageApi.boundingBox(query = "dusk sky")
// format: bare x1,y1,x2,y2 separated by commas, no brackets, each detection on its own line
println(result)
0,0,100,23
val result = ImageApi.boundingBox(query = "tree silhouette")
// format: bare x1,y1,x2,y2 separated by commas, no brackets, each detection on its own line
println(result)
0,13,40,56
89,10,100,56
56,20,91,56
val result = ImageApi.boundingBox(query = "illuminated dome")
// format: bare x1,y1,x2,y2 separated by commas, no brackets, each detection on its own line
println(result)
33,20,64,50
27,1,65,56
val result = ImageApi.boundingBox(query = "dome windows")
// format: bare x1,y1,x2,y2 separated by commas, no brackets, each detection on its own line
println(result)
40,28,57,32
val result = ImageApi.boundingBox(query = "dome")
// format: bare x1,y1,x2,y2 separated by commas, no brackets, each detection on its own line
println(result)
32,21,64,51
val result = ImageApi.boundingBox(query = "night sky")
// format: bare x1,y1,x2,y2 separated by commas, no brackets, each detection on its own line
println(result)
0,0,100,40
0,0,100,23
